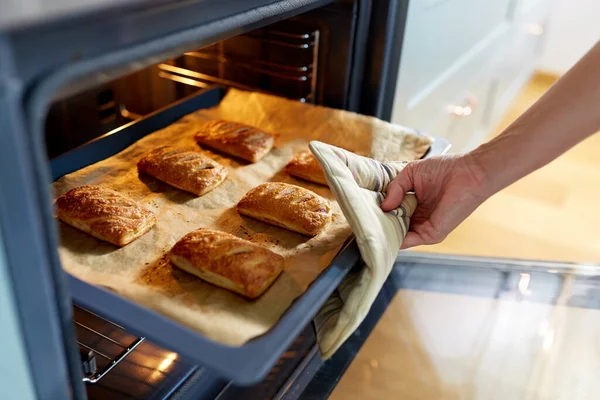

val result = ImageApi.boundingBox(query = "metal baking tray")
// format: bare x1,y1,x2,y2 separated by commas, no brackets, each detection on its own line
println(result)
51,87,448,384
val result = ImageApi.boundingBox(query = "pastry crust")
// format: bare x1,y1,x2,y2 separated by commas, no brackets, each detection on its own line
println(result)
55,185,156,246
285,150,327,185
194,120,275,162
237,182,332,236
137,146,227,196
169,228,284,299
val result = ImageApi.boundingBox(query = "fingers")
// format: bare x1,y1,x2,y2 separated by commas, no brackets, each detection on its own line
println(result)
381,164,414,212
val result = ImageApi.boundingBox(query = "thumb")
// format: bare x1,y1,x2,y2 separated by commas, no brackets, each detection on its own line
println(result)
400,231,421,249
381,165,414,212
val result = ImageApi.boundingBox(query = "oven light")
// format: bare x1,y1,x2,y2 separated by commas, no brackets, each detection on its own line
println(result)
158,353,178,372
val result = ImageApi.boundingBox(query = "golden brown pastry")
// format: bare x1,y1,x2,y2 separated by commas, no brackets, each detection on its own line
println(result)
55,185,156,246
137,146,227,196
285,150,327,185
194,120,275,162
237,182,332,236
169,228,284,299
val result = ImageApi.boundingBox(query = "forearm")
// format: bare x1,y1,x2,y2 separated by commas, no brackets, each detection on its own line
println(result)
470,40,600,196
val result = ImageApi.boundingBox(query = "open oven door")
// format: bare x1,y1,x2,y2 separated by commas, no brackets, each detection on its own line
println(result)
300,251,600,399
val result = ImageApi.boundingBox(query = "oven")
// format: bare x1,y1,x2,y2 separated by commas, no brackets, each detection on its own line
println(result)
1,1,432,398
0,0,565,399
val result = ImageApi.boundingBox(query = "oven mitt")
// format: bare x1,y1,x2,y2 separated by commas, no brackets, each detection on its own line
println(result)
309,141,417,359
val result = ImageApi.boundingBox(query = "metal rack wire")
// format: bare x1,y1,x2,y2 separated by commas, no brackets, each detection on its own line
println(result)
74,306,145,384
159,27,320,103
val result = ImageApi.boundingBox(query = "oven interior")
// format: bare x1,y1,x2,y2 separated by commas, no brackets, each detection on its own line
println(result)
44,4,371,399
45,2,361,160
45,20,320,159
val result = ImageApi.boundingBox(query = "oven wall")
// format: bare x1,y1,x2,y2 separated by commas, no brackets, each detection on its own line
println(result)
357,0,410,120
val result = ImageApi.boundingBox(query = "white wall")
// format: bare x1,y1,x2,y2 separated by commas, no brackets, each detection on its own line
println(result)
538,0,600,75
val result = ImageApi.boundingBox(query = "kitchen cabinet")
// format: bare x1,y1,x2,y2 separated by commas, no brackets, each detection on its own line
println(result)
392,0,552,153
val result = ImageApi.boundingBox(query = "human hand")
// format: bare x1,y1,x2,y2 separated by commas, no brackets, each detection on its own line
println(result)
381,154,489,249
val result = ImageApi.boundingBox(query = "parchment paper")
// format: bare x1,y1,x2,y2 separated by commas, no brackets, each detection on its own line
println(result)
54,89,432,346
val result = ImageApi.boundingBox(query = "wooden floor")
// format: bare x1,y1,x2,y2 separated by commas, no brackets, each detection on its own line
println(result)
329,74,600,400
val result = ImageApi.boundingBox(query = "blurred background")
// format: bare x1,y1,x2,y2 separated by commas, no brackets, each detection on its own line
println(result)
406,0,600,263
538,0,599,76
332,1,600,398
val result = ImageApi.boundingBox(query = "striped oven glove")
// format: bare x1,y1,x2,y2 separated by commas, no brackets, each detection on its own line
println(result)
309,141,417,359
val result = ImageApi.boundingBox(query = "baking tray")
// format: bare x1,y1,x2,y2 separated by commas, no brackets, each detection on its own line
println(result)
50,87,448,384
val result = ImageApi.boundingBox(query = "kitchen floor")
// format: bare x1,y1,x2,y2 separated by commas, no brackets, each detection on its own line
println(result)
329,73,600,399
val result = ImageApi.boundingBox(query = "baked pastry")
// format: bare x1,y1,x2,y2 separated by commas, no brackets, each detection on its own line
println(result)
169,228,284,299
55,185,156,246
137,146,227,196
237,182,332,236
285,150,327,185
194,120,275,162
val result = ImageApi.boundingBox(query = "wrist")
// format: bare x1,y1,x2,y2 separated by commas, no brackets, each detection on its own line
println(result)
463,143,501,199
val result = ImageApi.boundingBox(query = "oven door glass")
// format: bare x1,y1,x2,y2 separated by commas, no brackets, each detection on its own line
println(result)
305,252,600,400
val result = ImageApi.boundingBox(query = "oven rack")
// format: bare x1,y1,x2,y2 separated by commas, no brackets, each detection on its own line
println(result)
75,304,322,397
161,27,319,103
74,306,145,384
157,63,314,103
